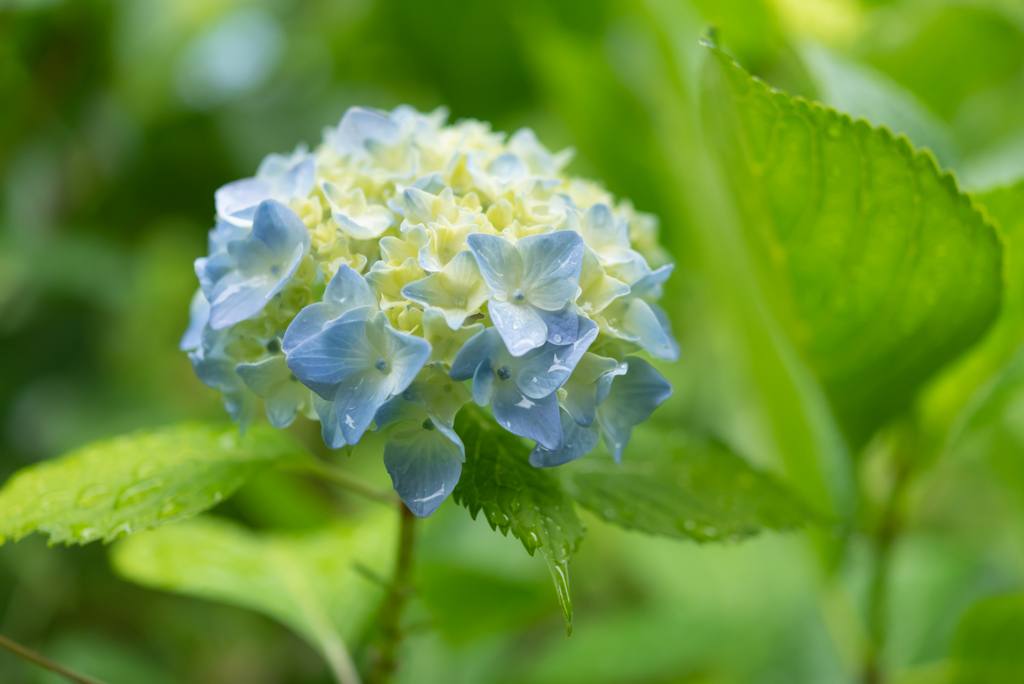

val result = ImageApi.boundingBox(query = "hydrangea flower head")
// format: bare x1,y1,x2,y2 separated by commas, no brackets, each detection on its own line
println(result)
184,105,677,516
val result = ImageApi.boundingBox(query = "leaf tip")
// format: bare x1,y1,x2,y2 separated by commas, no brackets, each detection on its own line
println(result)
698,25,718,50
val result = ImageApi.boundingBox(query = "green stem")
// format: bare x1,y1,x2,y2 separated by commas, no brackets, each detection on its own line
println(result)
368,502,417,684
862,450,914,684
294,460,400,506
0,633,109,684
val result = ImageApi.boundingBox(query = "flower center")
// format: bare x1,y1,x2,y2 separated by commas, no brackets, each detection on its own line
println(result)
497,365,511,381
453,295,467,308
422,419,435,431
511,288,526,303
374,357,389,372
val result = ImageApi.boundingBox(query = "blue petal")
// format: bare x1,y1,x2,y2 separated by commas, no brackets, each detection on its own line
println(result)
487,152,529,181
236,355,308,429
282,302,339,355
277,155,315,200
188,349,255,432
597,357,673,463
208,200,310,330
491,382,562,450
466,233,522,296
381,326,433,396
180,288,210,352
249,199,311,258
514,317,599,399
195,252,233,300
489,300,547,356
536,305,578,345
625,299,680,361
333,368,392,444
221,390,257,434
324,263,378,309
332,107,401,155
373,394,424,430
449,327,506,381
282,266,377,353
384,424,464,517
629,263,674,300
529,410,601,467
472,361,496,406
287,318,379,399
560,354,628,427
215,177,271,226
208,219,250,254
312,394,347,449
390,365,472,427
518,230,584,310
410,172,445,194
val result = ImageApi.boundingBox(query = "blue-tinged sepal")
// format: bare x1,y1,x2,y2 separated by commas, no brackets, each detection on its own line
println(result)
282,264,377,353
559,352,628,427
236,355,311,429
180,288,210,352
208,200,311,330
215,147,314,227
596,357,673,463
529,409,601,467
374,366,471,517
287,310,432,444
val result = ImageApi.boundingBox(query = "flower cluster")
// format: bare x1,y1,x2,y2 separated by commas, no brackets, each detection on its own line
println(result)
183,105,677,517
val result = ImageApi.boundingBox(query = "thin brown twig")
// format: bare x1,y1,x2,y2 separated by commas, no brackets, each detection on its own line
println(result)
0,633,110,684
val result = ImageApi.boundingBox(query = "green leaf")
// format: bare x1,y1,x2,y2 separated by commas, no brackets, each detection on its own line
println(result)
949,594,1024,684
419,564,553,645
924,180,1024,446
701,44,1003,447
452,406,585,634
562,437,812,542
111,513,396,681
0,422,307,545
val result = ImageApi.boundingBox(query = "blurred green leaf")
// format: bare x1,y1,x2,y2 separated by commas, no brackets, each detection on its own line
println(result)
864,5,1024,121
418,564,553,645
562,438,811,542
949,594,1024,684
962,132,1024,193
0,423,307,545
924,180,1024,447
36,632,178,684
799,42,959,169
452,405,584,634
701,44,1003,447
111,513,395,680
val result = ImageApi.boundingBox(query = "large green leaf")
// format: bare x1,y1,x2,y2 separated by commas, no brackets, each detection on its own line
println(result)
452,406,584,634
924,180,1024,446
0,423,306,545
111,513,396,681
949,594,1024,684
562,437,812,542
701,44,1003,446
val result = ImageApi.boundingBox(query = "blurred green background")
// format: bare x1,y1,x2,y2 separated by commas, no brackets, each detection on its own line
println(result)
3,0,1024,682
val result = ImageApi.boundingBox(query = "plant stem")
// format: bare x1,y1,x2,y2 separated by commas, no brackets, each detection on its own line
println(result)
368,502,417,684
296,461,400,506
0,633,109,684
862,451,914,684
